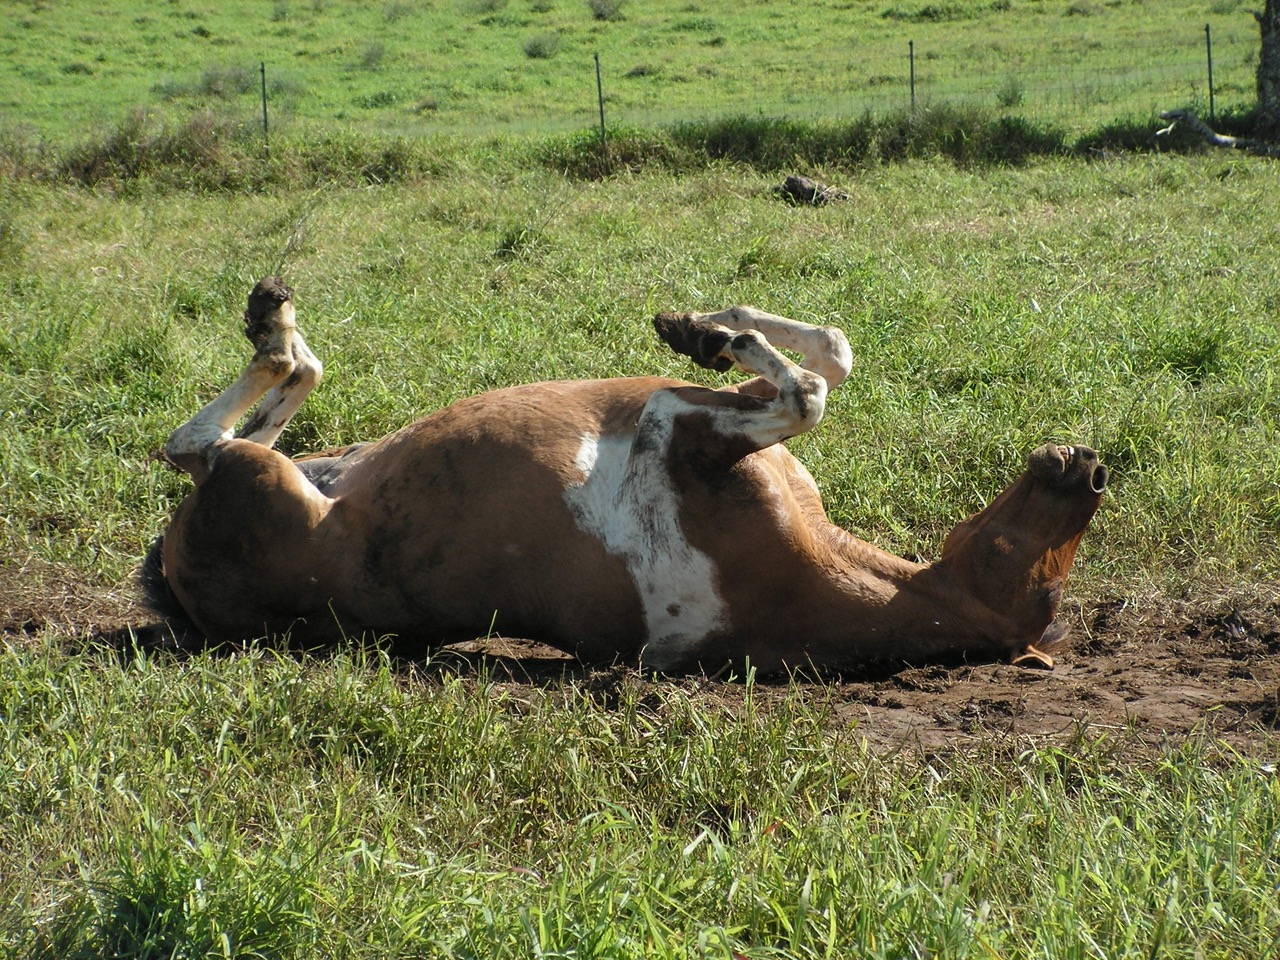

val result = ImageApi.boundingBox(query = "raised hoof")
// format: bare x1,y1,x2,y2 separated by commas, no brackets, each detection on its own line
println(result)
1010,644,1055,670
652,313,734,373
242,276,294,347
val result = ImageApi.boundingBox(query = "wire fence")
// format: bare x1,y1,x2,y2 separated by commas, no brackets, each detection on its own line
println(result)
235,21,1262,144
565,23,1259,136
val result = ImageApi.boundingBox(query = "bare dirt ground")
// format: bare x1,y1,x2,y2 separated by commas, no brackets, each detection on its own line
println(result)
454,598,1280,755
824,597,1280,753
3,559,1278,755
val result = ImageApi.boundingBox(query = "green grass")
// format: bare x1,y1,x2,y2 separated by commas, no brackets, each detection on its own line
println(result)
3,152,1279,599
2,641,1278,959
3,4,1280,957
0,0,1261,143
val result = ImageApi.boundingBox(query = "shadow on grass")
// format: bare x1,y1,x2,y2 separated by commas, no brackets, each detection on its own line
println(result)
89,613,1003,691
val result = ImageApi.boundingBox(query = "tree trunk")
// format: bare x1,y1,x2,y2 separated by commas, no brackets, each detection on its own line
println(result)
1258,0,1280,137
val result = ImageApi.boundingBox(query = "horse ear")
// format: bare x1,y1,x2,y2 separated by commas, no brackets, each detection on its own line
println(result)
1009,580,1071,668
1036,579,1069,649
1010,620,1070,669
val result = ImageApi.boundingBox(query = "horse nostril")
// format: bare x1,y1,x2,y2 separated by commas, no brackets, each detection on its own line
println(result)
1091,464,1108,494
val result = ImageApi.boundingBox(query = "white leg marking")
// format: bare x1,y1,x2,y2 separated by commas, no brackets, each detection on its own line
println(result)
164,361,289,468
164,298,308,475
706,328,830,451
564,422,728,670
692,306,852,390
236,333,323,447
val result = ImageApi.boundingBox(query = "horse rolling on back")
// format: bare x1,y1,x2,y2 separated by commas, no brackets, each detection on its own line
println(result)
148,278,1108,673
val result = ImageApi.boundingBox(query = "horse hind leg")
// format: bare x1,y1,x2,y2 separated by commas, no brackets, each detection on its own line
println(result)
163,277,322,483
235,328,322,448
682,305,852,390
652,311,829,450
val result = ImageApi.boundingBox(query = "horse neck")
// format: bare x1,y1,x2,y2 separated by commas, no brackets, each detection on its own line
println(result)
800,525,1012,664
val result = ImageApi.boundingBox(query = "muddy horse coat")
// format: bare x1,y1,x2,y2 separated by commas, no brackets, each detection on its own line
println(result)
149,278,1108,672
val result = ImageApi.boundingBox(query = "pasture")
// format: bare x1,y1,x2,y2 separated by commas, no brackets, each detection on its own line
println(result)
3,0,1280,955
3,142,1279,958
0,0,1262,140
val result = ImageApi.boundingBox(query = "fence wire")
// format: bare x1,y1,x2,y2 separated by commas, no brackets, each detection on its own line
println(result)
595,24,1258,134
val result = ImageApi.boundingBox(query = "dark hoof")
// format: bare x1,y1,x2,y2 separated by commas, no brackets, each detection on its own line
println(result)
243,276,293,345
653,313,734,373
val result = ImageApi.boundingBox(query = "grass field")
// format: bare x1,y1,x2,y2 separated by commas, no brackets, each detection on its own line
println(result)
5,153,1280,596
3,1,1280,957
0,0,1262,142
3,643,1279,959
3,147,1279,958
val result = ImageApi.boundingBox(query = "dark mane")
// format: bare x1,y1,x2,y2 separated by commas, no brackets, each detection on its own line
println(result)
138,533,191,624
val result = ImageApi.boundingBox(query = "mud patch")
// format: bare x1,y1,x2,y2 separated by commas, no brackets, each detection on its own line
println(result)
441,599,1280,752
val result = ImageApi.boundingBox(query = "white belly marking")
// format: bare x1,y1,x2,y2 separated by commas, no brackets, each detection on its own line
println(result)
564,431,727,669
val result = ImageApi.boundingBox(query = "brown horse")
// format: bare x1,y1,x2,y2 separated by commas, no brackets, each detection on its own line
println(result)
147,278,1107,672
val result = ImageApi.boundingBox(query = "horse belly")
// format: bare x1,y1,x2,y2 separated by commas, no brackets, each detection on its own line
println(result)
564,433,730,669
329,448,648,657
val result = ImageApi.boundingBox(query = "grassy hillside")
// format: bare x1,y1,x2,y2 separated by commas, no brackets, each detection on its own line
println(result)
0,0,1262,143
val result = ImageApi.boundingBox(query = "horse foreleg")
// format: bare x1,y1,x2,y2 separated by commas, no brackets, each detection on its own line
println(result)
163,277,321,482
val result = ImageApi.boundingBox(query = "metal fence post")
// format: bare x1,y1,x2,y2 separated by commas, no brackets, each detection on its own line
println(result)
909,40,916,113
1204,23,1215,123
594,52,607,168
260,61,270,156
